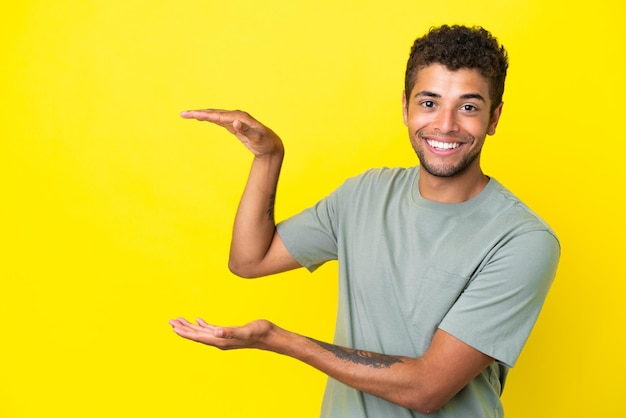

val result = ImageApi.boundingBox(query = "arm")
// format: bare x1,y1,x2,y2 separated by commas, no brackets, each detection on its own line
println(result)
168,318,493,414
181,109,301,277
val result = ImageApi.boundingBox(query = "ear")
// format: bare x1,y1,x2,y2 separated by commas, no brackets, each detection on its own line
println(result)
402,90,408,126
487,102,504,136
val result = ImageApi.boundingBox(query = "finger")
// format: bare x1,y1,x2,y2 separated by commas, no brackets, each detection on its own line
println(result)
169,317,190,328
180,109,255,126
180,110,253,138
170,317,206,334
171,317,195,327
180,109,224,120
180,109,227,124
196,318,228,338
170,321,212,342
196,318,216,328
170,317,226,339
195,318,222,334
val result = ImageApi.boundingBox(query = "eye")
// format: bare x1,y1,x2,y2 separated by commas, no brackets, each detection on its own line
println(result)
461,104,478,112
420,100,435,109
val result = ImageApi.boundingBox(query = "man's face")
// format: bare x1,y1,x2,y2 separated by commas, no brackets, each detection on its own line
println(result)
402,64,502,179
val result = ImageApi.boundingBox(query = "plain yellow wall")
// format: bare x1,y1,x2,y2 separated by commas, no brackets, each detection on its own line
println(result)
2,1,624,417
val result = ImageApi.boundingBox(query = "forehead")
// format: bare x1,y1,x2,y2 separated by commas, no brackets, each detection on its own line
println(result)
411,64,490,99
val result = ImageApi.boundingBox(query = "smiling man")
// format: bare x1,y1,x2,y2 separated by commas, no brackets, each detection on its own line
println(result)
170,25,560,417
405,63,501,203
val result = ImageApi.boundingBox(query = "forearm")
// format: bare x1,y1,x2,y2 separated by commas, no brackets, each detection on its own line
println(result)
263,326,450,414
228,151,284,277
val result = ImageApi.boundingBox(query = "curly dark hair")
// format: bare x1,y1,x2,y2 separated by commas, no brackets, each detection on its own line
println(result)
404,25,508,114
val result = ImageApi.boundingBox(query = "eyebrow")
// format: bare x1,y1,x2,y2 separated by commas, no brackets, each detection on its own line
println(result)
414,90,486,102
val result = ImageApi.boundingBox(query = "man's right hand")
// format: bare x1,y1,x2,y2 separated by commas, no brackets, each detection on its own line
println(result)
181,109,284,158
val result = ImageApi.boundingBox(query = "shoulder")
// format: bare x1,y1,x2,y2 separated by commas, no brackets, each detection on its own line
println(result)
487,179,560,245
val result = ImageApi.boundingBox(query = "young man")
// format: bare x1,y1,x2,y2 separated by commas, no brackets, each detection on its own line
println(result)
170,25,560,417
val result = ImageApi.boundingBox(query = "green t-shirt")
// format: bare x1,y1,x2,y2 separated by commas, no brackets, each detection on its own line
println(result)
277,166,560,418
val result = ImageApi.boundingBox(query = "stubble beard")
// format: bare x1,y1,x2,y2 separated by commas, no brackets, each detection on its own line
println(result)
413,132,482,178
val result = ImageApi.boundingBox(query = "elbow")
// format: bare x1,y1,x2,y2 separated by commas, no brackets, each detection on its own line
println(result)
402,399,442,416
409,401,445,416
228,258,261,279
397,388,449,415
405,400,445,416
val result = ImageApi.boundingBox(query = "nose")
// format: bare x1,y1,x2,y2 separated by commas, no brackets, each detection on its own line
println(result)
433,108,459,133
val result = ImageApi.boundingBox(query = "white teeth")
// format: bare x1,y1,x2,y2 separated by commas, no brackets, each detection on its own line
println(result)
427,139,460,150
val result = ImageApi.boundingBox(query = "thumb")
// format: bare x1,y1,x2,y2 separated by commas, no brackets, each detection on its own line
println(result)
232,119,250,134
213,326,236,339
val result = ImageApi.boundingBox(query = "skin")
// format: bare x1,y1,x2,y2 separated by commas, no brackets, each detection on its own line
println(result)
403,63,503,203
171,64,503,413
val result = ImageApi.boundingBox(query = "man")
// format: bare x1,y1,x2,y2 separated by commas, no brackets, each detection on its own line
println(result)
170,25,560,417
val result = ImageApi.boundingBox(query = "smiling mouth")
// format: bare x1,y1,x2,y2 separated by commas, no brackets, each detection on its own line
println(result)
426,139,461,150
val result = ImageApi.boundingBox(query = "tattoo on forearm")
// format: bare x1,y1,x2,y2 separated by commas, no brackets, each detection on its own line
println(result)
266,193,276,221
307,338,404,369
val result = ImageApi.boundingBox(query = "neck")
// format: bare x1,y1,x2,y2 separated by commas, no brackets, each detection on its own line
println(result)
417,167,489,204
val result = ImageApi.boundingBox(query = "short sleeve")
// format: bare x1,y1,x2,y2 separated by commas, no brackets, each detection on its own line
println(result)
439,230,560,367
276,192,339,272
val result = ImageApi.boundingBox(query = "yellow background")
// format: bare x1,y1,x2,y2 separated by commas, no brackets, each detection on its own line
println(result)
2,1,624,417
